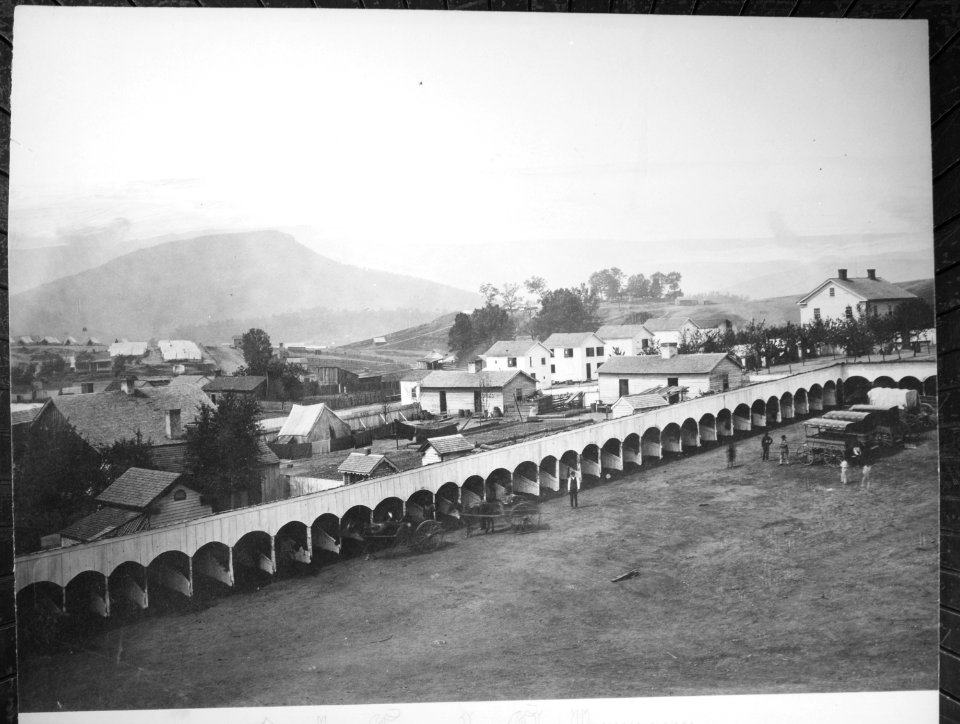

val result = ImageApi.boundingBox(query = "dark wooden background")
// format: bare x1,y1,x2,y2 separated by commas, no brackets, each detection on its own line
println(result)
0,1,955,722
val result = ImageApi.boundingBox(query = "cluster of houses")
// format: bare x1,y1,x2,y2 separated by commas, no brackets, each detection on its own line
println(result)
400,268,923,419
13,268,923,551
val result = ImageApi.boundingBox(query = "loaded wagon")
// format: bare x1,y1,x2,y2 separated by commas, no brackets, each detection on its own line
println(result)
460,496,542,536
798,414,876,466
848,404,905,447
340,512,445,557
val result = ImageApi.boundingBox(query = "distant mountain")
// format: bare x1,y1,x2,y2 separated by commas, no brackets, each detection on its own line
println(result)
10,231,479,341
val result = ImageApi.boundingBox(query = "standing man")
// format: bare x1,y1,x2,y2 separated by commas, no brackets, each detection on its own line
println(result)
778,435,789,466
568,467,579,508
761,432,773,461
726,442,737,469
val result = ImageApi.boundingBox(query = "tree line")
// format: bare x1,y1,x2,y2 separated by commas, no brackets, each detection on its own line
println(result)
676,299,934,368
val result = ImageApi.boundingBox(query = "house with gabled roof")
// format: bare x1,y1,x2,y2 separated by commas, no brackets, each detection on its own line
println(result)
59,468,211,546
419,370,537,416
641,317,701,347
480,339,553,388
796,268,918,325
609,391,672,419
203,375,268,403
542,332,608,383
338,451,400,485
596,324,656,356
419,433,475,465
598,349,743,403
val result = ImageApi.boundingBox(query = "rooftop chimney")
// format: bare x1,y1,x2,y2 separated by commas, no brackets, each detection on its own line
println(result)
165,408,182,439
121,375,137,394
837,269,848,281
867,269,877,281
660,342,678,360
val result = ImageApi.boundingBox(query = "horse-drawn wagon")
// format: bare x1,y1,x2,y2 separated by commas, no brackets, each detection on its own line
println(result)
341,513,445,557
798,413,876,466
459,495,542,536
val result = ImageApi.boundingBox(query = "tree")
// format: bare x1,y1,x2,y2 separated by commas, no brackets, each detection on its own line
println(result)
14,418,105,553
112,355,128,377
241,328,273,376
524,276,548,301
530,287,601,339
625,273,650,299
184,393,262,511
99,430,156,485
448,312,475,361
11,364,34,388
649,272,666,300
479,283,500,306
893,298,935,355
663,271,683,301
471,304,516,347
500,282,522,312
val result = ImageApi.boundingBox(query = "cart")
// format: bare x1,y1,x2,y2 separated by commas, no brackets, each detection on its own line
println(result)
461,495,542,536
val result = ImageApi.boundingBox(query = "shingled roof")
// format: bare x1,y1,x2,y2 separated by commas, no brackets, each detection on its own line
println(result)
60,507,146,543
420,433,474,455
481,339,547,358
542,332,602,348
421,370,533,389
796,275,918,305
203,375,267,393
338,452,399,476
598,353,736,375
97,467,183,510
53,386,214,448
613,393,671,412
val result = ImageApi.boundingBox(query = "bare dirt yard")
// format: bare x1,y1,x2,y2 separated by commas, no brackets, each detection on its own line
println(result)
19,420,938,711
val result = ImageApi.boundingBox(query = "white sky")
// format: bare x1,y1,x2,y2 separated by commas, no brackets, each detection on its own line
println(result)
8,8,934,292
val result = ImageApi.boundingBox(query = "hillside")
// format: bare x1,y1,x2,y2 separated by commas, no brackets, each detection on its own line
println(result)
340,276,936,363
10,231,479,341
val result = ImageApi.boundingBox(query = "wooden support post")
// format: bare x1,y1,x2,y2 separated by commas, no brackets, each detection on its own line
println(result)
270,536,277,576
228,547,235,587
187,557,194,598
305,526,313,563
103,573,111,617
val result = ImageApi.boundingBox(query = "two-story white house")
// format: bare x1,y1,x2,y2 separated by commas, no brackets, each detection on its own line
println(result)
595,324,656,356
542,332,609,383
480,339,553,389
642,317,701,346
796,268,918,325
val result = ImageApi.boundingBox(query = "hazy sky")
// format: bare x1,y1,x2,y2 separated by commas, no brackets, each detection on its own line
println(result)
9,8,934,292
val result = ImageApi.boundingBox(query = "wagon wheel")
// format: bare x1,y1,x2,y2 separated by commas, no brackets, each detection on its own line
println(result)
509,503,539,534
413,520,445,552
799,446,814,466
824,449,843,467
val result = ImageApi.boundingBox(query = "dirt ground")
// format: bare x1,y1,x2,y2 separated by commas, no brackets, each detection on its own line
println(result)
19,420,938,711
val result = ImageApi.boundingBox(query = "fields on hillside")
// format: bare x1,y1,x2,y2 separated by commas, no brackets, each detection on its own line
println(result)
19,419,937,711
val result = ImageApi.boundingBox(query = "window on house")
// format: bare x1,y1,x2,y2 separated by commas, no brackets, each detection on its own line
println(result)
173,489,187,501
667,377,679,387
550,364,555,374
813,308,821,321
507,357,517,367
541,357,546,365
564,348,574,358
596,346,604,356
829,287,835,297
586,347,595,357
721,373,729,391
845,306,853,319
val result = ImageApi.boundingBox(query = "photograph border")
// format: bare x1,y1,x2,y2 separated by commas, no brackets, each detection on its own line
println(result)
0,2,957,722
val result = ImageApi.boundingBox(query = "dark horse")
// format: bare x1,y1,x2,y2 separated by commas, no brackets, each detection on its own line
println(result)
463,500,503,534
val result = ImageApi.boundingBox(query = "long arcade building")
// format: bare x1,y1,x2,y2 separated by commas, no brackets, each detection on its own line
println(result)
15,360,937,617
